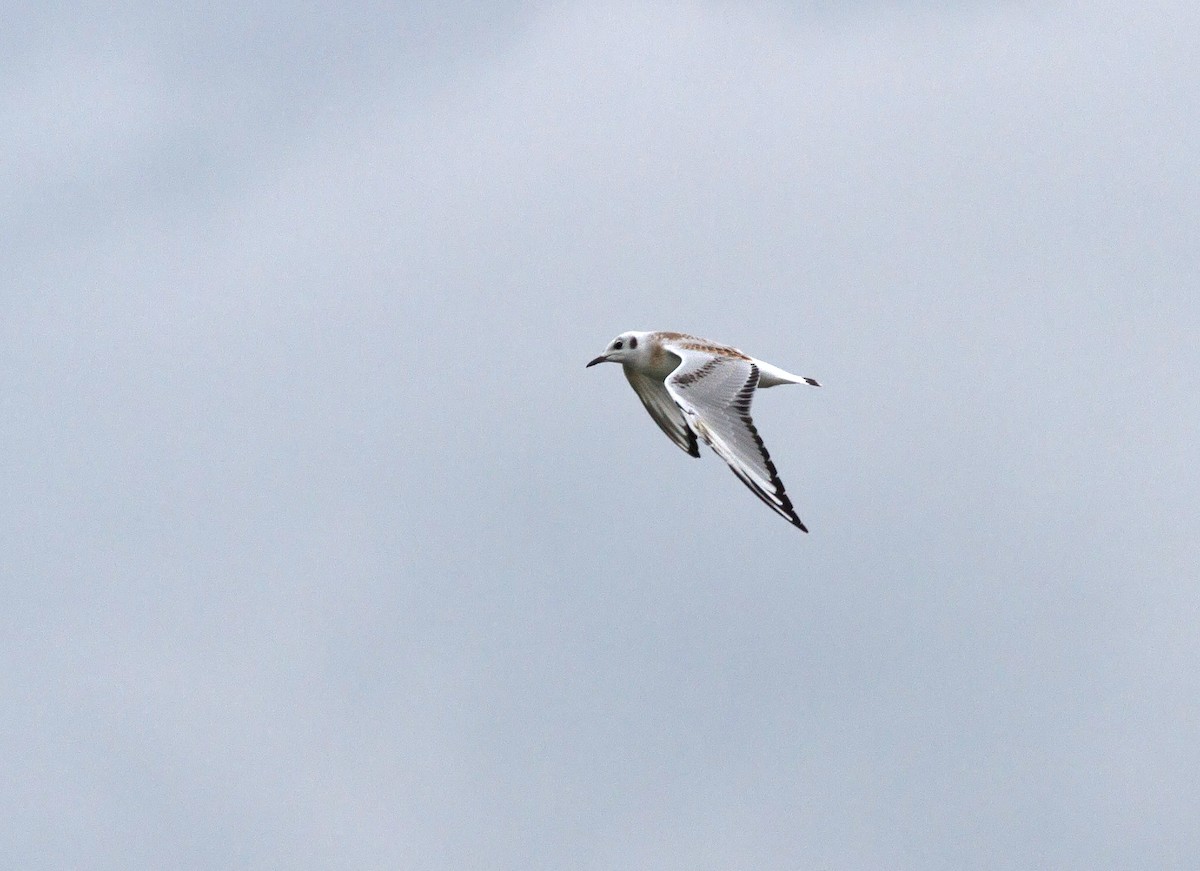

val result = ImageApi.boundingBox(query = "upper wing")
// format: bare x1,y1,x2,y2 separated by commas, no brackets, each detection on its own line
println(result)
663,346,808,531
625,368,700,457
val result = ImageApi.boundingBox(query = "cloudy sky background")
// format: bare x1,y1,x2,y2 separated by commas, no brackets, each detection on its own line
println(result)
3,1,1198,868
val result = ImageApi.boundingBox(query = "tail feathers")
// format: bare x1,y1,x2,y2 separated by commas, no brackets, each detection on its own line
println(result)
753,359,821,389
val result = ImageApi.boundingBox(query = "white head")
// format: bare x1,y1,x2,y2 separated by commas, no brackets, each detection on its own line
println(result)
586,331,650,368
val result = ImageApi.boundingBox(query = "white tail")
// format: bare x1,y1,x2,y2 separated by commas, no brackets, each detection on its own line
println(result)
753,359,821,389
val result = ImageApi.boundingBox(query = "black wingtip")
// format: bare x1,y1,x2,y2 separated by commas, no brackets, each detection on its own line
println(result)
804,377,820,387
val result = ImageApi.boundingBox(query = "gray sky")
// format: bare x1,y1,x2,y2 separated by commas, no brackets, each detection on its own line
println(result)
3,2,1198,868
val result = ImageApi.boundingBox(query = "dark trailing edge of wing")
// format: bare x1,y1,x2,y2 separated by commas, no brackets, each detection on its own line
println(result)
726,461,809,532
666,357,809,532
727,365,809,532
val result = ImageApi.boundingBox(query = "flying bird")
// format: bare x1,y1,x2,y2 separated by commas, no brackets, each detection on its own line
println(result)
586,330,820,531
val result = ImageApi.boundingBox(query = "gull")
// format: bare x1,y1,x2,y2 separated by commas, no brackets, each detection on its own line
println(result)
587,331,820,532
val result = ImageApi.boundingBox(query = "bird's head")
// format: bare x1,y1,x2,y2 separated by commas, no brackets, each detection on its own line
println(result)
586,331,648,368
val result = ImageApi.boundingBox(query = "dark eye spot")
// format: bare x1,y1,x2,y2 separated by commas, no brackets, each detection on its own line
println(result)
614,340,623,349
629,337,638,349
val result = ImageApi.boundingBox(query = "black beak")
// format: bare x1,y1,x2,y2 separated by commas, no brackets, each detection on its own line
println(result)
585,355,608,368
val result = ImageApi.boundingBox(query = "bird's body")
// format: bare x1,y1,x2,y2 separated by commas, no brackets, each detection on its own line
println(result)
586,330,820,531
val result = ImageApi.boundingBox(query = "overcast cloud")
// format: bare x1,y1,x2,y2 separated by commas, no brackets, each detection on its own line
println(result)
3,2,1198,868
